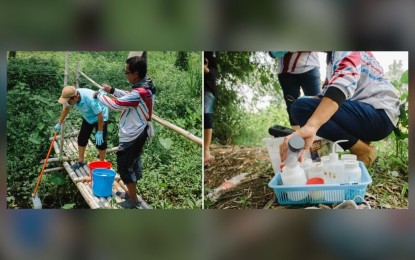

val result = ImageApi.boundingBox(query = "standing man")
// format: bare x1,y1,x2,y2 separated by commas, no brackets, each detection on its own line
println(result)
204,51,218,165
95,55,155,209
55,86,109,170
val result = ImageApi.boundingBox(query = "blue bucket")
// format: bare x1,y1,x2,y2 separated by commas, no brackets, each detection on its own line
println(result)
92,168,116,197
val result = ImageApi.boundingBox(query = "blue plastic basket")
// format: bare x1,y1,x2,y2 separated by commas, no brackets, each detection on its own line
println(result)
268,161,372,205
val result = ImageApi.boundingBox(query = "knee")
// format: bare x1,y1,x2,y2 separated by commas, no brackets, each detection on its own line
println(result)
290,98,317,126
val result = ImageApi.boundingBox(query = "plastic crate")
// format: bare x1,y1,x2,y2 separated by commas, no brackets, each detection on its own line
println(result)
268,161,372,205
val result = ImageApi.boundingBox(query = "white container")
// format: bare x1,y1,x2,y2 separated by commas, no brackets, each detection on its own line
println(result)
263,137,284,173
285,136,305,167
344,160,362,183
281,164,308,201
300,158,313,179
320,155,330,164
341,154,357,161
308,162,324,179
322,140,348,201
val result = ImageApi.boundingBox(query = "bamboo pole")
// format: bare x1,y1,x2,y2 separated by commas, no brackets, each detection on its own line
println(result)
78,70,202,146
60,51,69,156
40,157,72,164
43,167,64,173
152,115,202,146
50,130,79,141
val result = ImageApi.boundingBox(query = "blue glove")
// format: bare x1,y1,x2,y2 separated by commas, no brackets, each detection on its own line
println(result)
54,123,61,133
95,131,104,146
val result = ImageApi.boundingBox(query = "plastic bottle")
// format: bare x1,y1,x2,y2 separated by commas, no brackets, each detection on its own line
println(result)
341,154,357,161
281,136,308,201
344,160,362,183
308,162,324,180
285,136,305,167
322,140,348,184
300,158,313,179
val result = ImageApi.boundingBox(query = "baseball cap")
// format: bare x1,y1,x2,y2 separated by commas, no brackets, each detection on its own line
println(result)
58,86,77,104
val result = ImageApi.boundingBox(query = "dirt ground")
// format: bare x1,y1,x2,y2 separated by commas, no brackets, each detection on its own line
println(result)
204,144,408,209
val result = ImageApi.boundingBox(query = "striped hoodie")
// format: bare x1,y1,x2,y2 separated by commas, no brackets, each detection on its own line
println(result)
97,78,154,142
277,52,320,74
322,51,400,126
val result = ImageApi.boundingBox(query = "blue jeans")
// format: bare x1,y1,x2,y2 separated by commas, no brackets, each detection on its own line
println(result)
278,67,321,125
291,97,395,150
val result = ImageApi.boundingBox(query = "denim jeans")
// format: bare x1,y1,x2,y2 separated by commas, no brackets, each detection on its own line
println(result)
278,67,321,125
291,97,395,150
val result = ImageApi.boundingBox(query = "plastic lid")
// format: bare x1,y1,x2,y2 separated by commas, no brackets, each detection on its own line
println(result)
288,136,305,152
341,154,357,161
306,177,324,185
344,159,359,168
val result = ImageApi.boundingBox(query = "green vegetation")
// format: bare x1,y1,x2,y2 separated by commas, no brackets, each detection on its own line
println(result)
7,51,202,209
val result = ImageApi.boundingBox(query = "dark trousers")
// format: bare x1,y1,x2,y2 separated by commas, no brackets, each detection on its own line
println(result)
278,67,321,125
291,97,395,150
78,119,108,150
116,128,148,184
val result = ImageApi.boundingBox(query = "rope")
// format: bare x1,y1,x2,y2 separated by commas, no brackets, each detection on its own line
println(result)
33,132,58,198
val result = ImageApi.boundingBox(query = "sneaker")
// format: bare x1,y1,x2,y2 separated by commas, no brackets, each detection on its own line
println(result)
117,200,141,209
71,161,86,171
115,191,130,200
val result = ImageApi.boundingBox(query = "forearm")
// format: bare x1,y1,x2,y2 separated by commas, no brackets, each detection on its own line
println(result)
305,97,339,130
97,113,104,131
58,107,70,124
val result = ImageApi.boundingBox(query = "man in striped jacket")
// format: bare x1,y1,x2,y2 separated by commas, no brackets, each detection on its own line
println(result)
95,55,155,209
280,51,400,168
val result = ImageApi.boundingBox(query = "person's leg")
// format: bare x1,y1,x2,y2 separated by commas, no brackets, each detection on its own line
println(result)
291,98,394,167
204,91,215,164
117,139,139,207
278,73,301,128
95,121,108,161
298,67,322,96
75,119,94,168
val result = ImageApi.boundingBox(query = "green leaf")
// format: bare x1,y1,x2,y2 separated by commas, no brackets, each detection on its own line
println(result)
400,70,408,84
159,182,168,188
159,137,173,150
61,203,75,209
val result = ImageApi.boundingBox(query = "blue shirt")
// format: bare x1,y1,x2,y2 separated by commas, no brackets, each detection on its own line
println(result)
72,88,109,124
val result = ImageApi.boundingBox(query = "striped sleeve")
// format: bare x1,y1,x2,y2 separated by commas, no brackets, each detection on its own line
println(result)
328,51,361,99
97,90,141,111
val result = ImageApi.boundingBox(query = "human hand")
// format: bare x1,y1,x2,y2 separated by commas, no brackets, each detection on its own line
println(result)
95,131,103,146
280,124,318,162
101,83,112,93
54,123,61,134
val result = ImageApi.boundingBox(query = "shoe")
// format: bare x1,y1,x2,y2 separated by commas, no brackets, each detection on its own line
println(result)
115,191,130,200
117,200,141,209
71,161,86,171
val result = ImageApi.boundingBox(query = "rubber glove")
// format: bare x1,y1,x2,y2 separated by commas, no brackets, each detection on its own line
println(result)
95,131,104,146
54,123,61,133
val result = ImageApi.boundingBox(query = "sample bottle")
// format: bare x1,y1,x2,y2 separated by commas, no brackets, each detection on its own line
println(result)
285,136,305,167
281,136,307,201
344,160,362,183
341,154,357,161
300,158,313,179
322,140,348,184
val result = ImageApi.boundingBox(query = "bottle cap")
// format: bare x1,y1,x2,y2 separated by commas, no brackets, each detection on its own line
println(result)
288,136,305,152
306,177,324,185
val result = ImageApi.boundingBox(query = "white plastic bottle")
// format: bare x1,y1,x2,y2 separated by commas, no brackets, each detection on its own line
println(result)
300,158,313,179
322,140,348,184
341,154,357,161
308,162,324,179
344,160,362,183
281,164,308,201
281,136,308,201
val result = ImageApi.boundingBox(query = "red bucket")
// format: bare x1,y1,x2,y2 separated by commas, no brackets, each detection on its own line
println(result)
88,161,112,180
